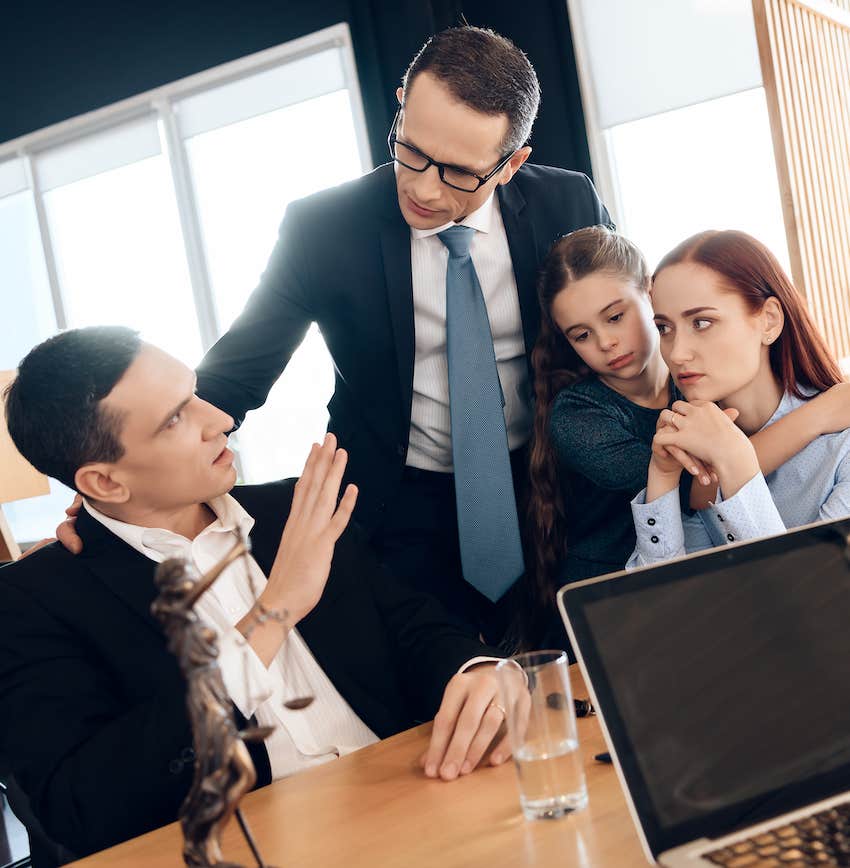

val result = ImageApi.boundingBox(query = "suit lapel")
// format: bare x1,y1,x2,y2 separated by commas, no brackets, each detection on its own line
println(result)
374,165,416,436
498,180,540,366
380,216,415,435
77,508,164,638
81,490,287,636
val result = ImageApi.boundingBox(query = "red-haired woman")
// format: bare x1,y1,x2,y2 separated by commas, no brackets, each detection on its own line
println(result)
628,230,850,567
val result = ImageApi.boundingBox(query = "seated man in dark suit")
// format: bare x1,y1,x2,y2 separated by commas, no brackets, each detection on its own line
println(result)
0,326,521,860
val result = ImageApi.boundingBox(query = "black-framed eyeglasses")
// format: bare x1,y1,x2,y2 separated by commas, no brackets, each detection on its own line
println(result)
387,109,516,193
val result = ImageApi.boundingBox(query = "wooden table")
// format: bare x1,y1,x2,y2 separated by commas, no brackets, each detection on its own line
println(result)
70,668,652,867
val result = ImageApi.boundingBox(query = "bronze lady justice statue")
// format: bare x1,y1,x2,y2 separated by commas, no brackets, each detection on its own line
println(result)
151,539,278,868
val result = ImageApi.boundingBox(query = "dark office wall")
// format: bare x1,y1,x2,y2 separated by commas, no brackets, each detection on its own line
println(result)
0,0,592,176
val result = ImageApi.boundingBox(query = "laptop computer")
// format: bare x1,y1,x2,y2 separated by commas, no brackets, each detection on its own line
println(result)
557,517,850,867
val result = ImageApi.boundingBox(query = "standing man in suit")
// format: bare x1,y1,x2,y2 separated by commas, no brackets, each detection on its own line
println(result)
1,327,524,859
59,27,612,636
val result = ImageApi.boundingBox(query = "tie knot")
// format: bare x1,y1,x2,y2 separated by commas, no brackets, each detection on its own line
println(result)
438,225,475,258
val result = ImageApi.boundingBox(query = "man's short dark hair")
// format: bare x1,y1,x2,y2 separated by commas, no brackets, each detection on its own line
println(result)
402,26,541,153
4,326,142,490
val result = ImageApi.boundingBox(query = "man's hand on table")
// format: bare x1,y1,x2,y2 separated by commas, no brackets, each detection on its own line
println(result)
420,662,529,781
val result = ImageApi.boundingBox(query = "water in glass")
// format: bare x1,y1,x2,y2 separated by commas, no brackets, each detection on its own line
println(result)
515,736,588,820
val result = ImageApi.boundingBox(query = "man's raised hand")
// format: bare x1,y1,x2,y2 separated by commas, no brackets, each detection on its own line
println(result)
260,433,358,627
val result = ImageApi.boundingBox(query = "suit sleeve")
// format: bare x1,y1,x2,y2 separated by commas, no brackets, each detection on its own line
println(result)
195,200,316,427
583,173,615,230
0,580,195,857
340,531,502,722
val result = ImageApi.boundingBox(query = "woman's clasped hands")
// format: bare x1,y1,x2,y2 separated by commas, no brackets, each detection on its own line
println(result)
650,400,761,501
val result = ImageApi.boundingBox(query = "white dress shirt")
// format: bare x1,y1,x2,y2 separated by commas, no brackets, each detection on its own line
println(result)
83,495,379,781
407,192,533,471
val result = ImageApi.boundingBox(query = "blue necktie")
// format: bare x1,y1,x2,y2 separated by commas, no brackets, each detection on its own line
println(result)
439,225,525,602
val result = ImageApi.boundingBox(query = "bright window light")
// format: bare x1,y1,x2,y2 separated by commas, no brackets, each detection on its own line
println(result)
187,89,363,481
0,29,370,542
608,87,790,273
0,188,75,546
0,190,55,369
43,155,203,367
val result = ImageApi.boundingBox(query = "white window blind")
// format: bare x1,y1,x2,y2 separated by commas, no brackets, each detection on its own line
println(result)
0,158,27,199
34,115,161,192
175,47,346,140
572,0,763,129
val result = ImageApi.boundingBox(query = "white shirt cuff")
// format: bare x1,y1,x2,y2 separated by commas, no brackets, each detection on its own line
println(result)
628,486,686,568
217,627,275,719
700,472,786,545
458,656,502,673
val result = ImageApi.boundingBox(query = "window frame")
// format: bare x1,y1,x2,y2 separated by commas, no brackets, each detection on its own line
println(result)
0,22,372,350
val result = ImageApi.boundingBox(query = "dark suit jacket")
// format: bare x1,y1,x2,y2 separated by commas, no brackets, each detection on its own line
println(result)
0,480,495,859
196,162,611,533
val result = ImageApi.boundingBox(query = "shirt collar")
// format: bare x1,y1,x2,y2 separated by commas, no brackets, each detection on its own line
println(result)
759,387,818,430
410,191,497,240
82,493,255,563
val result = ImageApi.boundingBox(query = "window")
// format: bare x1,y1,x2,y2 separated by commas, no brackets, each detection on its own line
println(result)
0,23,371,543
181,56,366,482
568,0,790,270
607,88,789,272
0,166,75,544
40,119,202,365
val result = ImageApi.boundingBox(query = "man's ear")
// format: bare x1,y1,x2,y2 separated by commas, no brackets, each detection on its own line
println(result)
762,297,785,344
396,86,404,106
74,464,130,505
498,146,532,186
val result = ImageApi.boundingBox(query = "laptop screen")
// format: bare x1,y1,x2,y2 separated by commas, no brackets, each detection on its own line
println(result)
559,520,850,857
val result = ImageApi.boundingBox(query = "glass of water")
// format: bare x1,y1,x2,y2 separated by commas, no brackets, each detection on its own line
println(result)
496,650,588,820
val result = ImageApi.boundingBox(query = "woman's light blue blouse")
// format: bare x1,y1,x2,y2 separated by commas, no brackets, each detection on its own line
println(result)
627,390,850,568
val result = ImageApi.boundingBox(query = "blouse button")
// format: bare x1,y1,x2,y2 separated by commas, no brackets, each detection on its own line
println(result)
726,533,735,542
650,535,659,544
647,518,656,526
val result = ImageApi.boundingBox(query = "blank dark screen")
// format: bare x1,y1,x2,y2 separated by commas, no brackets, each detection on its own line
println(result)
583,541,850,829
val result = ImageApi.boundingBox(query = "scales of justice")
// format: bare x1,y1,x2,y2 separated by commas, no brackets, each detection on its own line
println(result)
151,534,312,868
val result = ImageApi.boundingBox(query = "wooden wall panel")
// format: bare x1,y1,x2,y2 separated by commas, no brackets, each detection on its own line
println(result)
753,0,850,362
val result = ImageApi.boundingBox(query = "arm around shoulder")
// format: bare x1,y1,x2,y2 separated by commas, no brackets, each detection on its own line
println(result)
818,447,850,523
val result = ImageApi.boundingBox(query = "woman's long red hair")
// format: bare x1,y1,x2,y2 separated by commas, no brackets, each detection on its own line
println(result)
653,230,842,397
